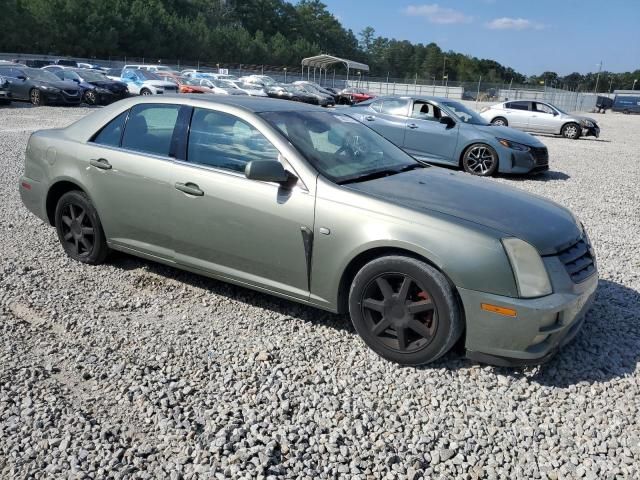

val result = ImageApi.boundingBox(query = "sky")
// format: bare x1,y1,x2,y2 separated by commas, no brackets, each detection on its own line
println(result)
320,0,640,76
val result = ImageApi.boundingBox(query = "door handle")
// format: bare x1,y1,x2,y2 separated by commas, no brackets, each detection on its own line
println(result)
175,182,204,196
364,115,376,121
407,123,418,129
90,158,112,170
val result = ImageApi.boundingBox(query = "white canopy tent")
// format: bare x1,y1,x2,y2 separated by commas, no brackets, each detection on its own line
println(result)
300,54,369,86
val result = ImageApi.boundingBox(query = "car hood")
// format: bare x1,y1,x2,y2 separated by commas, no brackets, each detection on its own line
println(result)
566,114,598,124
471,124,546,147
34,79,79,90
346,167,581,255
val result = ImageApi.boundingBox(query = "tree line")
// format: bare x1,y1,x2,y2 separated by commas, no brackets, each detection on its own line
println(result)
1,0,637,90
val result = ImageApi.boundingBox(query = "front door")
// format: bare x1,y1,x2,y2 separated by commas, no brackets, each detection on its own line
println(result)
79,103,187,260
403,101,458,165
355,98,409,146
171,107,314,300
529,102,560,133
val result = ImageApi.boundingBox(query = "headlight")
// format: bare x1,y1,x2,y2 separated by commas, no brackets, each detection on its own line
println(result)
580,120,594,127
497,138,530,151
502,238,552,298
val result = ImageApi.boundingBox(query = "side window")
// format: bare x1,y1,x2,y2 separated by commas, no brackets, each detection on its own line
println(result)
411,101,442,120
92,111,129,147
121,104,182,156
369,100,383,113
380,99,409,116
188,108,279,173
506,101,530,111
534,103,554,114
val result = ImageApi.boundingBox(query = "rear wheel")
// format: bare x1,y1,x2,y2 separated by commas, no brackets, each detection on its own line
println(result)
562,122,581,139
348,256,462,365
54,191,109,264
29,88,43,106
491,117,508,127
462,143,498,176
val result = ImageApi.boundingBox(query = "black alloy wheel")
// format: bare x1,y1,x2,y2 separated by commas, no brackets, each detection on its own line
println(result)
349,256,462,365
55,191,109,264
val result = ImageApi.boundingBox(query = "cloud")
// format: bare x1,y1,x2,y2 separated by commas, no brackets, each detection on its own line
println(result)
404,4,472,24
485,17,546,30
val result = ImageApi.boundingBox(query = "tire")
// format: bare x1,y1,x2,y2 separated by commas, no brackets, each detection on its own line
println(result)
83,89,97,105
348,256,462,366
140,88,152,96
462,143,499,176
29,88,43,106
54,191,109,265
623,109,630,115
561,122,581,139
491,117,508,127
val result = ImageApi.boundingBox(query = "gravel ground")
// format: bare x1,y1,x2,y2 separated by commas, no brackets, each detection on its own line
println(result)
1,103,639,479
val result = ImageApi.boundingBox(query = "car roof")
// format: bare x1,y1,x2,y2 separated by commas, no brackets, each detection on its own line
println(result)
367,95,456,104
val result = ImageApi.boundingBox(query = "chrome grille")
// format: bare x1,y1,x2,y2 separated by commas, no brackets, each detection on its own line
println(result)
558,238,595,283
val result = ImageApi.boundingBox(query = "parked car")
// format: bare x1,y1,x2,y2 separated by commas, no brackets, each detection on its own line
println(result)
240,75,277,87
0,75,12,105
479,100,600,139
293,81,339,101
221,80,268,97
123,64,174,74
19,95,598,366
348,96,549,176
119,69,178,95
24,59,54,68
55,59,79,67
189,78,248,96
337,87,375,105
612,95,640,114
266,84,320,104
291,82,335,106
0,66,81,106
105,68,123,81
49,68,129,105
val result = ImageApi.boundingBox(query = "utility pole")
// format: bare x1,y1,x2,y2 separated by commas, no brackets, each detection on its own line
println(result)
633,79,638,90
476,75,481,110
594,60,602,93
442,56,447,86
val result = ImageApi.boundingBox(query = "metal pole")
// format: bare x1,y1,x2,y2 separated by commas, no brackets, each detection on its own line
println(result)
386,72,389,94
332,69,335,87
476,75,481,110
442,56,447,86
594,60,602,93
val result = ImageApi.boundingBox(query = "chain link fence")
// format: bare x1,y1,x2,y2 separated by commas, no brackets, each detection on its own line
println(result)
1,52,611,112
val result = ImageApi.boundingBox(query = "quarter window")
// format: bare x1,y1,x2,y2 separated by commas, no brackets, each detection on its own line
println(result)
187,108,279,173
121,104,182,157
92,111,128,147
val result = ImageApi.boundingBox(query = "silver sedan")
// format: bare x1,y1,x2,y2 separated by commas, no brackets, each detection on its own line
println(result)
480,100,600,139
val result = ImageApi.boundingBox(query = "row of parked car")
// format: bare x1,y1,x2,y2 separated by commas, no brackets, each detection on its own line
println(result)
0,60,376,108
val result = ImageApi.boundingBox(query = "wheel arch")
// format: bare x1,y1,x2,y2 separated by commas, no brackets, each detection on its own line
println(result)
457,141,498,168
45,179,88,225
336,246,462,316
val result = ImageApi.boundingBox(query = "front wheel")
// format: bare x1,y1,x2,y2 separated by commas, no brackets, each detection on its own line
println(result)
83,89,97,105
462,143,499,176
562,122,581,139
140,88,152,96
54,191,109,264
348,256,462,366
29,88,43,106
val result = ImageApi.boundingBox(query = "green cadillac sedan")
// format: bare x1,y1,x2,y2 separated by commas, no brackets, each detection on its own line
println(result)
19,95,598,366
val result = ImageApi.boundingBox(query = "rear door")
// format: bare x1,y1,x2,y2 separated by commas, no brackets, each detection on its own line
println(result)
503,101,532,129
402,100,458,165
353,98,409,146
79,103,189,260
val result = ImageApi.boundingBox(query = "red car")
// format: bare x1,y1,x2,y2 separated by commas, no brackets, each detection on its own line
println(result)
157,73,210,94
337,87,375,105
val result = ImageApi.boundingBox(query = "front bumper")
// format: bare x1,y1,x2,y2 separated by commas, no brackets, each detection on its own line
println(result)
43,90,81,105
582,125,600,138
460,263,598,366
500,146,549,174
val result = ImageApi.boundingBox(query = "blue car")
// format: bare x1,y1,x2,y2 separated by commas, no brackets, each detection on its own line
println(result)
348,96,549,176
46,67,129,105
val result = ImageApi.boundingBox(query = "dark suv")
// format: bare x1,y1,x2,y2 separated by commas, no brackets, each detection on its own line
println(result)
0,66,81,106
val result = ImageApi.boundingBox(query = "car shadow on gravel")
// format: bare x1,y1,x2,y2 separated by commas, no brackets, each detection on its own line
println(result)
499,171,571,182
108,254,639,384
500,280,640,387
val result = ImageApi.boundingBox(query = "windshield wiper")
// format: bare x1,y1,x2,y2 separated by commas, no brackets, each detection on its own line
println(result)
338,169,402,185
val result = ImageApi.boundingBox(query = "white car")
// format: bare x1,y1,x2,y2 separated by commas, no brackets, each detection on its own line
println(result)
120,69,178,96
123,64,174,74
479,100,600,139
239,75,277,87
221,80,267,96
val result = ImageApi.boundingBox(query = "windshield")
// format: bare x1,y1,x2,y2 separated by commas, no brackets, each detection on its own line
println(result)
260,111,423,184
25,68,61,82
75,70,108,82
548,103,568,115
440,101,488,125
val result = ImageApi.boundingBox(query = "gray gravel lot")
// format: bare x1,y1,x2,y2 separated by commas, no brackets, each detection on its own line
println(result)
1,104,639,479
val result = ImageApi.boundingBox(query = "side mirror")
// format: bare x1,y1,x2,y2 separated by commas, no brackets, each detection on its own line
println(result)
72,78,80,83
440,116,456,128
245,160,292,185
